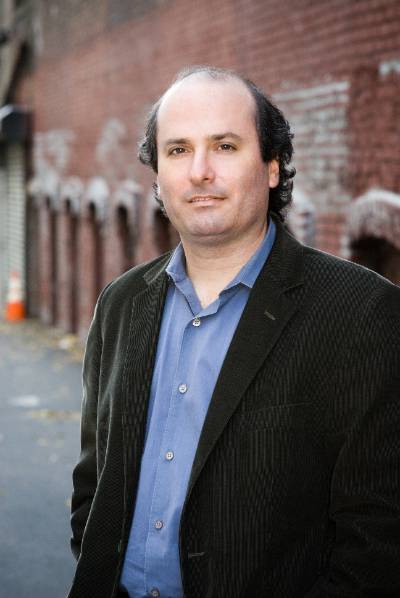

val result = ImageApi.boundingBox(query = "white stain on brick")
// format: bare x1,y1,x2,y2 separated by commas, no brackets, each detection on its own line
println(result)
287,187,315,246
96,119,126,166
113,179,142,211
59,176,84,212
84,177,110,221
348,188,400,250
30,129,76,201
29,119,141,215
379,58,400,76
95,118,133,185
274,80,350,210
274,81,349,102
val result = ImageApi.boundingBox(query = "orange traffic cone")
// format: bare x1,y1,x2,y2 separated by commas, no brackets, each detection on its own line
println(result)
5,271,25,321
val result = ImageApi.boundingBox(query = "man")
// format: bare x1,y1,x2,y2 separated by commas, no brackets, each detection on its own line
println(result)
68,66,400,598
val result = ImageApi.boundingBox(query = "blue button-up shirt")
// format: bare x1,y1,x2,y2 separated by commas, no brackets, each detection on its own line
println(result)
120,221,276,598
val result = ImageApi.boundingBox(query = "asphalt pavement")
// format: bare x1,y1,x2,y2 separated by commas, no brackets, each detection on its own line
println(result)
0,319,85,598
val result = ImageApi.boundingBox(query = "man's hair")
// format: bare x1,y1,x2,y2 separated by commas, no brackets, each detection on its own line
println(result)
138,65,295,221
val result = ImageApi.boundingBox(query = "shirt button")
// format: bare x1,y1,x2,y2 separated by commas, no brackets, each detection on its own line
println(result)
192,317,201,327
150,589,160,597
165,451,174,461
154,520,163,530
178,383,187,394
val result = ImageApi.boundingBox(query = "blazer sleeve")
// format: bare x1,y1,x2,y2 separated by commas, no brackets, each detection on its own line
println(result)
70,292,104,560
305,285,400,597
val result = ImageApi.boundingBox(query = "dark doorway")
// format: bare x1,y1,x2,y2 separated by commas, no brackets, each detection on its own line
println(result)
351,237,400,285
154,209,179,254
116,205,134,273
26,197,39,317
48,200,58,325
88,203,103,303
66,200,79,332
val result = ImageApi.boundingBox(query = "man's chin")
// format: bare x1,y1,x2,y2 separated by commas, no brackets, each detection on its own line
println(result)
182,226,236,247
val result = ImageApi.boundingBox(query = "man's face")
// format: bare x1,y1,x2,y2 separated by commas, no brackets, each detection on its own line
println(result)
156,74,279,247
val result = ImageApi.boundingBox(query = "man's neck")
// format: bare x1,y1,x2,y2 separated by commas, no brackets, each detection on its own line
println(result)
181,224,267,309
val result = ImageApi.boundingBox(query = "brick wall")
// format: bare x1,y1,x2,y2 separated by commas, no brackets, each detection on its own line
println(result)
9,0,400,335
348,63,400,197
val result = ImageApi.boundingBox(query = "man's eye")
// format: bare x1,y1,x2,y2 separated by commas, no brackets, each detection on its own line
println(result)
219,143,235,151
169,147,186,155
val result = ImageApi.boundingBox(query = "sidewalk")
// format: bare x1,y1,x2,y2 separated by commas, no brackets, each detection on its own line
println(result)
0,319,84,598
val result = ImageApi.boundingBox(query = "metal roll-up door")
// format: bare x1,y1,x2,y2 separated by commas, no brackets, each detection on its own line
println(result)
3,142,26,314
0,147,8,313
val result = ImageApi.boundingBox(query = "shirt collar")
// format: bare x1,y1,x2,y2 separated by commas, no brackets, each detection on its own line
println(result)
225,218,276,290
166,243,187,284
166,218,276,290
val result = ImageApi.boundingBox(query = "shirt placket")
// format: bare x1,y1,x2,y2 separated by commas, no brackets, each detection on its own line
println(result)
144,313,197,596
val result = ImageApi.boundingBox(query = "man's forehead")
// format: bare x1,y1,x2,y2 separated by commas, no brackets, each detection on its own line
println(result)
157,74,256,135
162,72,250,99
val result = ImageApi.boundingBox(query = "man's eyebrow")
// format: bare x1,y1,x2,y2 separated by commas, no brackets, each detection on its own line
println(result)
163,137,189,148
209,132,242,142
163,132,243,148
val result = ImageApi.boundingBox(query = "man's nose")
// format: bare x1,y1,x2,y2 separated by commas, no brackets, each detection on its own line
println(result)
189,150,215,185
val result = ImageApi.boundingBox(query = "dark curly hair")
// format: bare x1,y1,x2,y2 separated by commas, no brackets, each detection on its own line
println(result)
138,65,295,221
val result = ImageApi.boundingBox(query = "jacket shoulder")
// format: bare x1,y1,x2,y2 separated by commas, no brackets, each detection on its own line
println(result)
97,251,172,315
303,243,398,294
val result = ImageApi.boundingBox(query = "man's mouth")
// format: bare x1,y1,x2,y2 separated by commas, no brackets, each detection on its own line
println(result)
189,195,224,203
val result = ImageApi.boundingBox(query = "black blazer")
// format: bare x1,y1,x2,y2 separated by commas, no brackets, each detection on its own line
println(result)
68,218,400,598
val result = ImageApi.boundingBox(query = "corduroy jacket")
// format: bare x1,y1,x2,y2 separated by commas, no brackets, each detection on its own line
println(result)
68,217,400,598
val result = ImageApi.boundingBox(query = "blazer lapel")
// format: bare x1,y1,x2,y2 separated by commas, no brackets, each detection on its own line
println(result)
187,221,305,495
121,257,170,512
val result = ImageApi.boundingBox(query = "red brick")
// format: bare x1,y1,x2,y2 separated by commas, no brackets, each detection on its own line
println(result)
7,0,399,336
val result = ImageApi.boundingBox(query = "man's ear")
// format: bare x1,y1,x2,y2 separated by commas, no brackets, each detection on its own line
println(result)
268,159,279,188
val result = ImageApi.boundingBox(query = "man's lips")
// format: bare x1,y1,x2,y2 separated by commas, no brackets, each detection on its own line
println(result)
189,195,224,203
